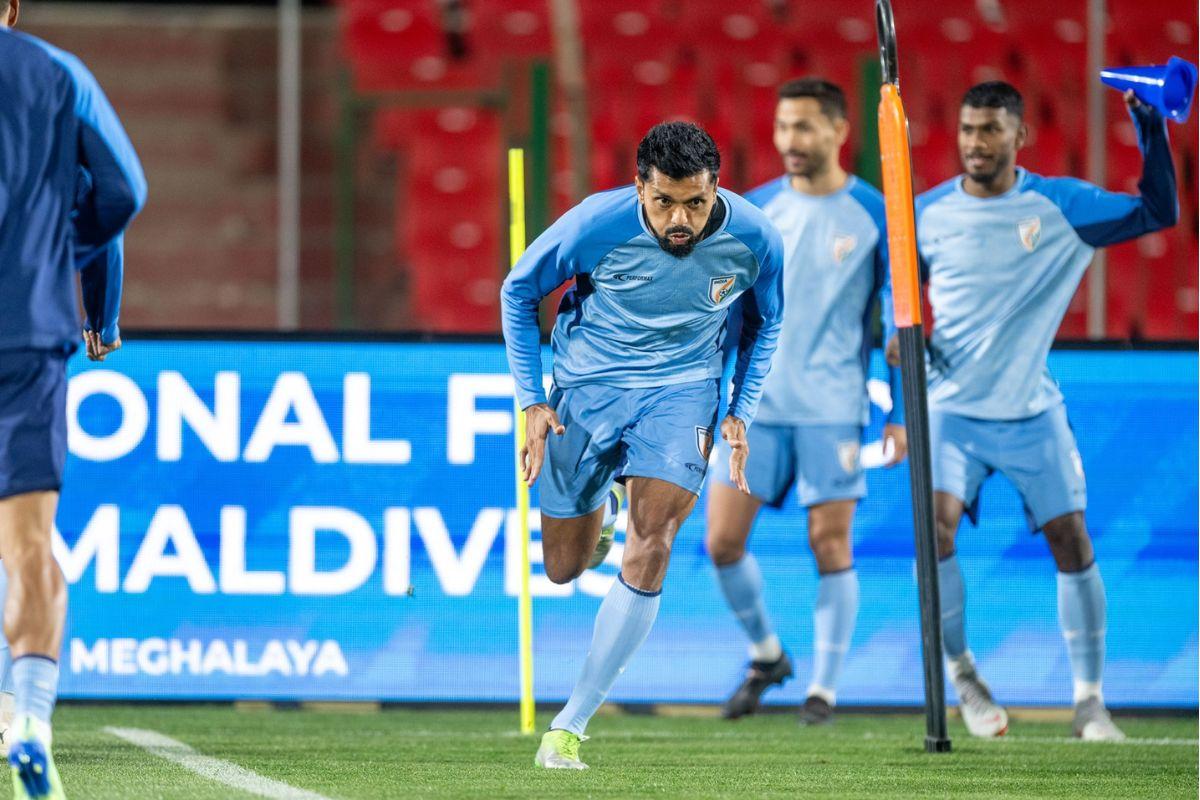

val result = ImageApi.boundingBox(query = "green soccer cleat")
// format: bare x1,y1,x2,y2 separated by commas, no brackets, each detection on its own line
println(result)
534,729,588,770
9,716,65,799
587,483,625,570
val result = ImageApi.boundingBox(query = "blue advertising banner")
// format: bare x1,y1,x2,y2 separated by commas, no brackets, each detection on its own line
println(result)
56,341,1197,707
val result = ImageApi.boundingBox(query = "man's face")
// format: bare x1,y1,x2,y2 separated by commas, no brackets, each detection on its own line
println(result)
635,168,718,258
773,97,848,180
958,105,1027,184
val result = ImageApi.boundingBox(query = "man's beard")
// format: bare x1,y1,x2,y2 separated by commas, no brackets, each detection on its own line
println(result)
656,226,699,258
786,150,828,179
963,152,1009,185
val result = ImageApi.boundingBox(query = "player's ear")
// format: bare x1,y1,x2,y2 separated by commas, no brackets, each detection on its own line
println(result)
1015,120,1029,150
634,175,644,201
7,0,18,28
833,115,850,146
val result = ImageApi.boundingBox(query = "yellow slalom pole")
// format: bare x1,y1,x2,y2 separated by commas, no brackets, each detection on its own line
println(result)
508,148,536,736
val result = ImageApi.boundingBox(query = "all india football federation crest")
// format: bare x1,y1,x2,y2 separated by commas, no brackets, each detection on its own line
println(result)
695,426,714,460
832,233,858,264
1017,216,1042,252
709,275,736,305
836,440,860,475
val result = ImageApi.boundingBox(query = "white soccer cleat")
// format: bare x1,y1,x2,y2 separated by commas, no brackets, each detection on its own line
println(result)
1073,697,1126,741
534,730,589,770
951,662,1008,738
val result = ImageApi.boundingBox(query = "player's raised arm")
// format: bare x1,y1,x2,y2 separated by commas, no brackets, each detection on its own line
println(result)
1043,95,1179,248
726,226,785,427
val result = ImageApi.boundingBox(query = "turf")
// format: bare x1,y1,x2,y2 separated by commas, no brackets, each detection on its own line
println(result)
18,705,1197,799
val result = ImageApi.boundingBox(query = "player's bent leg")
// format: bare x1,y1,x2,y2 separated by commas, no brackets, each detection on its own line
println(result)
540,507,606,585
802,500,857,726
934,492,1007,738
0,492,66,800
1041,513,1123,741
706,482,791,719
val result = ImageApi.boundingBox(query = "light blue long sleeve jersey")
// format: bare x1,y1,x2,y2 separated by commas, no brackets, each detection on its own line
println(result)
743,175,904,427
915,103,1178,420
501,185,785,425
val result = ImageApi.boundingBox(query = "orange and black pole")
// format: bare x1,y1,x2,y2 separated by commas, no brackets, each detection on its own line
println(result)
875,0,951,754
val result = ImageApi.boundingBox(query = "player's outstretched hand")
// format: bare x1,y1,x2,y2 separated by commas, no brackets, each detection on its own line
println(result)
720,415,751,495
884,334,900,367
1123,89,1143,111
883,422,908,467
83,330,121,362
521,403,564,487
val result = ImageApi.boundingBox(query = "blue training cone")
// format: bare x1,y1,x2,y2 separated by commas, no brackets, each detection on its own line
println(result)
1100,56,1199,124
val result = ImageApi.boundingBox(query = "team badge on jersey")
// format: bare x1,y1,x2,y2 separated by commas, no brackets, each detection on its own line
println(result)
836,440,860,475
1017,216,1042,252
695,426,714,460
832,233,858,264
709,275,736,305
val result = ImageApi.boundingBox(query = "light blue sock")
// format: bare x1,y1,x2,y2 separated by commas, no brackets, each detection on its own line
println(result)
551,573,660,736
715,553,776,649
0,563,11,694
938,555,967,659
12,656,58,725
808,569,859,703
1057,563,1106,702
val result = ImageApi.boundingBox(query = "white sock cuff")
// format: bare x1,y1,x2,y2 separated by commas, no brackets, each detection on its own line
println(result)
806,684,836,705
749,634,782,663
1073,680,1103,704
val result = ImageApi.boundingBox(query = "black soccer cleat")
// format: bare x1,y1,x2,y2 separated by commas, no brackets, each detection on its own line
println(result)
721,652,793,719
798,694,834,726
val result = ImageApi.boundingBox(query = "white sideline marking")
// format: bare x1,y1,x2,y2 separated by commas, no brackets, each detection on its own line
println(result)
104,727,332,800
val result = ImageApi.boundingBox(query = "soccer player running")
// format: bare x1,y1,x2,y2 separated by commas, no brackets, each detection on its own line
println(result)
706,78,907,725
501,122,784,769
902,81,1177,741
1,2,146,795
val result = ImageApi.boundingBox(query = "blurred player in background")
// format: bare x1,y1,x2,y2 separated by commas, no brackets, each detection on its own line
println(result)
0,0,145,795
501,122,783,769
902,80,1177,741
706,78,907,725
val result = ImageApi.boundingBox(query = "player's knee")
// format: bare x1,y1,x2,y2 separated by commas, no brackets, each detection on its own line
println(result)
1042,512,1092,570
808,524,850,567
706,529,745,566
934,521,957,559
543,556,585,585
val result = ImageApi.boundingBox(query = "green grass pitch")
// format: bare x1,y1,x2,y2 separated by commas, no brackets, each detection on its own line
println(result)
25,704,1198,799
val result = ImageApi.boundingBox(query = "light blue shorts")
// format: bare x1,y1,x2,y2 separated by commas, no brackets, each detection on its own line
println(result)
711,423,866,508
930,404,1087,531
539,379,720,519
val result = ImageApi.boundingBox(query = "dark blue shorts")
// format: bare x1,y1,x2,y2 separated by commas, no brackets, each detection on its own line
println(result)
0,350,68,500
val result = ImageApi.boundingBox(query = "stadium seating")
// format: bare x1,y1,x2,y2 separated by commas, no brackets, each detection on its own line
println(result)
338,0,1198,338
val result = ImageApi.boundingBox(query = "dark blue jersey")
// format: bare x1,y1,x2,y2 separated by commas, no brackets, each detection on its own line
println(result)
0,29,146,352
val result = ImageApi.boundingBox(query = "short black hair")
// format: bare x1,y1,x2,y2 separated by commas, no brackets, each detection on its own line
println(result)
777,77,847,120
636,121,720,182
962,81,1024,119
